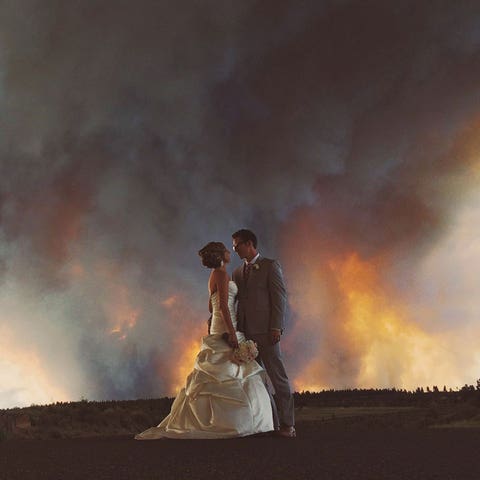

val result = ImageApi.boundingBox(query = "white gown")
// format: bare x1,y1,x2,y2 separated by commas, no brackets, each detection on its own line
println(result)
135,281,274,439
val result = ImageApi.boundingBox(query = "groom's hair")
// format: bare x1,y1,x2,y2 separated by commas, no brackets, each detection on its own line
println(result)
232,229,258,248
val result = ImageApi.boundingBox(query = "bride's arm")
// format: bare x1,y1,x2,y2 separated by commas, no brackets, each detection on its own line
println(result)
207,297,212,334
214,270,239,348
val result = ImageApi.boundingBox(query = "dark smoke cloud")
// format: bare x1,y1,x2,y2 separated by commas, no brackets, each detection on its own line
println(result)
1,0,479,405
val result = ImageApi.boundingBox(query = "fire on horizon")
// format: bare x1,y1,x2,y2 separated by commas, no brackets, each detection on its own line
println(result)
1,1,480,408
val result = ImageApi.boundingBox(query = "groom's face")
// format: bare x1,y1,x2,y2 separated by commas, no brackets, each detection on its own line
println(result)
232,237,249,259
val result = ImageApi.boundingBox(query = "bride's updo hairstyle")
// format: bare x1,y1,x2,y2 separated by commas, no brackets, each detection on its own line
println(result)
198,242,227,268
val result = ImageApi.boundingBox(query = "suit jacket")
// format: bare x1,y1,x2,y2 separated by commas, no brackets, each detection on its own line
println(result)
233,256,287,335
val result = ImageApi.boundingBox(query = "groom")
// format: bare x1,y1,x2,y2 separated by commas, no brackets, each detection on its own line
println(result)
232,229,295,438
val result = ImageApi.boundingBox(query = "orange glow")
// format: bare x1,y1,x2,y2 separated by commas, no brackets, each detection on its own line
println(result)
67,262,85,278
0,326,69,407
171,337,202,394
96,262,141,342
327,253,458,388
161,296,178,308
283,118,480,392
282,218,466,391
158,291,206,395
36,175,93,264
106,303,140,341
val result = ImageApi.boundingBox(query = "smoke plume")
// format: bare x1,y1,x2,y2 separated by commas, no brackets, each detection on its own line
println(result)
1,0,479,406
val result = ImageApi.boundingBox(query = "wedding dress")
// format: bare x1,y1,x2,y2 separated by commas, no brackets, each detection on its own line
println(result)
135,281,274,439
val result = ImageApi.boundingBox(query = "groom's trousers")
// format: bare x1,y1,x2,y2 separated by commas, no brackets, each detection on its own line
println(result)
248,333,295,428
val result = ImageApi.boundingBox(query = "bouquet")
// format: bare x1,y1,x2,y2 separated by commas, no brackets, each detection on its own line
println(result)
232,340,259,364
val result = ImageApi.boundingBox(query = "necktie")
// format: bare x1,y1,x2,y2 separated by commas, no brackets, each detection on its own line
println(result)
244,263,253,283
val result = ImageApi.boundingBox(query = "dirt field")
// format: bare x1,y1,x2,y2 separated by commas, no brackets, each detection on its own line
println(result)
1,422,479,480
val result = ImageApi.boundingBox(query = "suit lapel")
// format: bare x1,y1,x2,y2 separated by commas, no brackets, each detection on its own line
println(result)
236,265,247,291
245,255,262,289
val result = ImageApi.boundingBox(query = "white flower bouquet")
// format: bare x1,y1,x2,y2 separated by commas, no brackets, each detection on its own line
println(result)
232,340,259,364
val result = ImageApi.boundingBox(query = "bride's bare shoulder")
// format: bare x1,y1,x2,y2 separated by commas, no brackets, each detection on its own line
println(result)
211,268,228,280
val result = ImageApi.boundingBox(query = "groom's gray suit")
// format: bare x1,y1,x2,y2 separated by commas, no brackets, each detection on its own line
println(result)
233,256,295,428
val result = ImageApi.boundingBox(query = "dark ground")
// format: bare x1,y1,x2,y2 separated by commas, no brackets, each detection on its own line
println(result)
1,422,479,480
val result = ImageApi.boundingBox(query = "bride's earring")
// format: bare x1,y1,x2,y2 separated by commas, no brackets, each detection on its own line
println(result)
220,260,224,267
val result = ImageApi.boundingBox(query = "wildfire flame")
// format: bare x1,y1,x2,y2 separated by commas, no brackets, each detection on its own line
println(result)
171,338,202,394
158,292,205,395
328,253,460,388
285,242,466,391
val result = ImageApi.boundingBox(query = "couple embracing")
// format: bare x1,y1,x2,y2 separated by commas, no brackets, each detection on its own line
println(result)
136,229,295,439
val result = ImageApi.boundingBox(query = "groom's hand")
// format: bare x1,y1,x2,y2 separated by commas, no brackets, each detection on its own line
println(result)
270,329,281,345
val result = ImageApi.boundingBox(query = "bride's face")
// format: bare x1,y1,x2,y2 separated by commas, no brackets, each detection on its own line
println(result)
223,250,231,264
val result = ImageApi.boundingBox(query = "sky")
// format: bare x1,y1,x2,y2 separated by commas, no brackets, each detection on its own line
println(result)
1,0,480,408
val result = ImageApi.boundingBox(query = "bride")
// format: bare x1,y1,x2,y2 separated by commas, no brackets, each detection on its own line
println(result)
135,241,274,439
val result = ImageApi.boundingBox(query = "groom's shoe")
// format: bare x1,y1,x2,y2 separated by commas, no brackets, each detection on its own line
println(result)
276,425,296,438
